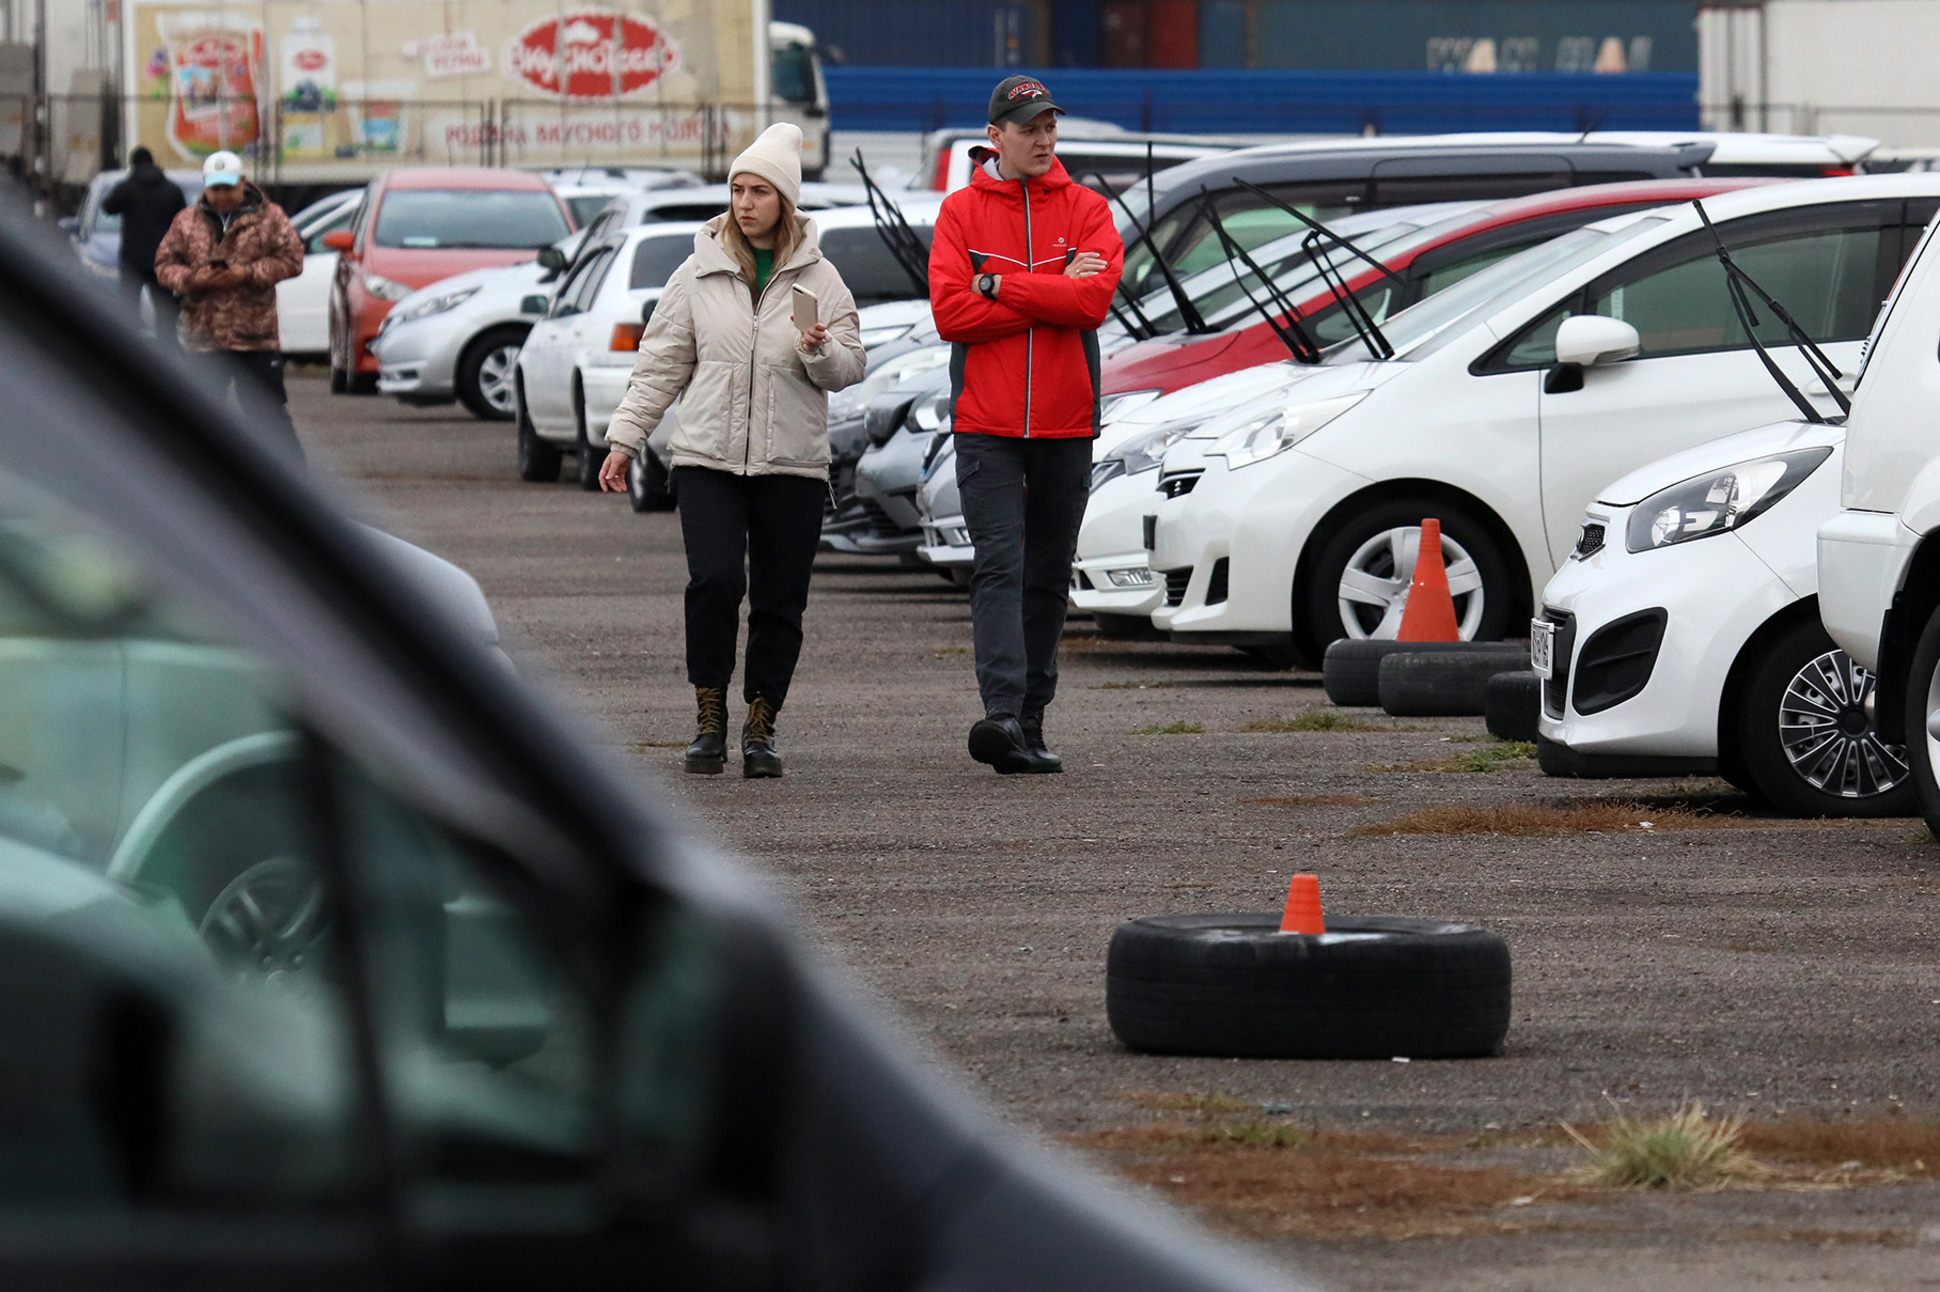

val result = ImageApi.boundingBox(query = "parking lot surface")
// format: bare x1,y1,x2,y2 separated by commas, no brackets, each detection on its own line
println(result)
297,372,1940,1290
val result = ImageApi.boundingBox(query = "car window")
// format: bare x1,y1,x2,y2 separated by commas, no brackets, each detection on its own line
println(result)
771,42,816,104
818,225,931,303
555,248,616,318
564,194,619,228
304,205,357,255
1371,169,1571,207
630,235,693,289
373,190,570,250
1415,242,1526,296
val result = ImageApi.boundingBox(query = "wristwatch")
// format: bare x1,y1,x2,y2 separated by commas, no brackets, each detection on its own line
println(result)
977,272,997,300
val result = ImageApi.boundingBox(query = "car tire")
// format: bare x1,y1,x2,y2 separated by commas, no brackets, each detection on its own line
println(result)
349,370,378,395
1738,617,1913,818
1106,912,1512,1060
1301,499,1515,661
628,451,676,513
329,364,347,394
1379,649,1531,717
516,381,561,483
1322,638,1525,707
1485,670,1542,742
457,326,528,422
573,384,602,493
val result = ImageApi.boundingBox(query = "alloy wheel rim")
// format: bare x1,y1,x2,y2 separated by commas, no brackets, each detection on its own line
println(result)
477,345,520,413
1337,526,1486,639
197,856,330,985
1780,649,1908,797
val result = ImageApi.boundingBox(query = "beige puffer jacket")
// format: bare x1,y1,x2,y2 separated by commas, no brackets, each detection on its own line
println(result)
606,213,866,479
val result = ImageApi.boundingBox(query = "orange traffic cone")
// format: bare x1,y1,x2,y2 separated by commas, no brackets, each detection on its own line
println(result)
1279,873,1325,934
1396,518,1460,642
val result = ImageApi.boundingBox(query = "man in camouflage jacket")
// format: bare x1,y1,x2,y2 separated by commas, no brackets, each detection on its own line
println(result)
155,151,306,458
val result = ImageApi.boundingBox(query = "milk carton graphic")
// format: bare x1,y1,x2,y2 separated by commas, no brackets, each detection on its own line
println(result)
279,16,337,154
157,9,262,159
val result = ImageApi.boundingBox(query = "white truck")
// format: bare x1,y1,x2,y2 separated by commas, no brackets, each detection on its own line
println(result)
120,1,830,184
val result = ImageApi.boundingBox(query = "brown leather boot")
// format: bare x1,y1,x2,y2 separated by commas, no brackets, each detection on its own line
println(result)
685,687,728,774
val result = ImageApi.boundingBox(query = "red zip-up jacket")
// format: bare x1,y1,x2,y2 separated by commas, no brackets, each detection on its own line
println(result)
929,153,1124,439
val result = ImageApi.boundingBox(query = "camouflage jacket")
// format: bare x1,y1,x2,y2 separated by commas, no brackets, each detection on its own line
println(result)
154,184,304,352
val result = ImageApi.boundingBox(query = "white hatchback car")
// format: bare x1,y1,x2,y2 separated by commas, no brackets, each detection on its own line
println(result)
1147,175,1940,665
275,190,362,356
1538,421,1910,816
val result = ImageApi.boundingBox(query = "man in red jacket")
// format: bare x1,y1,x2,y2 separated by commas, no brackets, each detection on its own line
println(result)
930,76,1124,774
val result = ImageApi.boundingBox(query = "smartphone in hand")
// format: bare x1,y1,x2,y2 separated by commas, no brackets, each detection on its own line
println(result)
791,283,818,332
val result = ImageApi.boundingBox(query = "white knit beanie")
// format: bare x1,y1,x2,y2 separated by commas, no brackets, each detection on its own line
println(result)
728,122,803,207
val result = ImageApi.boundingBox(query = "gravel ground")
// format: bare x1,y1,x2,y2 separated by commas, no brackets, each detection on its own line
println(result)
295,372,1940,1289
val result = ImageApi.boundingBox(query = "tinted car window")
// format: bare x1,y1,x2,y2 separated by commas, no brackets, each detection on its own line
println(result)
818,225,931,302
1122,182,1367,302
550,249,613,318
772,43,816,104
630,235,695,289
373,190,570,249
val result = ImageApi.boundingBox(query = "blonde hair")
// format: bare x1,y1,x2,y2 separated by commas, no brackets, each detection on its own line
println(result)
718,192,801,289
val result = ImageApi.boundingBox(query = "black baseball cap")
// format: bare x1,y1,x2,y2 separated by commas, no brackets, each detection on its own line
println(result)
988,75,1064,127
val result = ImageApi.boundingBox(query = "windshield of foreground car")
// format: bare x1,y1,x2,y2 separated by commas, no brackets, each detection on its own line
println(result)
1324,215,1671,363
374,191,572,250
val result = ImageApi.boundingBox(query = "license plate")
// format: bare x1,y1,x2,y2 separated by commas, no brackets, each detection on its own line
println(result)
1530,618,1554,680
1142,514,1157,551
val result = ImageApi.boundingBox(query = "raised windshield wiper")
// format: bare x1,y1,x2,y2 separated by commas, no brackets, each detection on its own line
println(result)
853,149,932,298
1067,169,1161,340
1084,166,1212,336
1692,198,1849,422
1199,192,1320,364
1234,178,1399,359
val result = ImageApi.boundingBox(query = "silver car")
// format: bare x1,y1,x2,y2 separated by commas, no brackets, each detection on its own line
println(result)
372,182,875,421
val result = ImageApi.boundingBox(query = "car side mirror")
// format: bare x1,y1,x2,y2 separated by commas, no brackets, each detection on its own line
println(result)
537,246,567,271
1554,315,1640,368
520,294,550,316
58,216,79,236
320,229,354,253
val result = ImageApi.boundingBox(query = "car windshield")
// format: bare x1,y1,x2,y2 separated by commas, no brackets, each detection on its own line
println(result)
1135,207,1466,335
1327,216,1670,362
373,190,570,250
564,193,622,228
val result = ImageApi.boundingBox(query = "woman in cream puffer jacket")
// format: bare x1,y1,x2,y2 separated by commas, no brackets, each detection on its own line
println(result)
599,123,865,780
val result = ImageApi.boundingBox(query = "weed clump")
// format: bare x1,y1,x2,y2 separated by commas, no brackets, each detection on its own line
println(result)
1137,720,1204,735
1240,710,1381,733
1566,1101,1756,1190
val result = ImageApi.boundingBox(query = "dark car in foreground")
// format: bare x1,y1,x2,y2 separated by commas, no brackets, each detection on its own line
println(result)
0,199,1304,1291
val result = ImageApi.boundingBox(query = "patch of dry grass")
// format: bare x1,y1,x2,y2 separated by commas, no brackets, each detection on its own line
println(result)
1565,1101,1757,1190
1736,1116,1940,1174
1240,710,1384,733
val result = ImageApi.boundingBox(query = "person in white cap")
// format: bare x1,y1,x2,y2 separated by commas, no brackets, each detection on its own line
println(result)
599,123,866,779
154,149,305,459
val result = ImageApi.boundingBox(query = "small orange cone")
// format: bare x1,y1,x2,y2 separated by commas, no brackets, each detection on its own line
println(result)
1396,518,1460,642
1279,873,1326,934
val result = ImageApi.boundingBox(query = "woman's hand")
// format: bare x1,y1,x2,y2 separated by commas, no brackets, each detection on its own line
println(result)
598,448,634,493
797,321,828,353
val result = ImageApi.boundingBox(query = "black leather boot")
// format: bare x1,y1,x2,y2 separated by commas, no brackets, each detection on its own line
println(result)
1019,712,1063,774
742,695,783,778
967,714,1033,774
685,687,728,775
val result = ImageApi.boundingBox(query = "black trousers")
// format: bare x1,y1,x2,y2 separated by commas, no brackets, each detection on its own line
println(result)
953,431,1092,719
216,349,303,465
676,466,827,707
121,269,178,354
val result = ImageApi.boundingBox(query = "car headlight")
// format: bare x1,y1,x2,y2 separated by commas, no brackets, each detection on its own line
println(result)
1099,388,1163,424
388,284,480,326
363,272,412,302
1090,419,1198,493
859,324,913,348
1210,392,1369,469
1624,447,1831,553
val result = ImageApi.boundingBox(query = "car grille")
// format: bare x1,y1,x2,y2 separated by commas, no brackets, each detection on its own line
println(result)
859,498,900,535
1164,568,1192,607
1158,470,1202,499
1572,609,1668,715
1574,521,1606,560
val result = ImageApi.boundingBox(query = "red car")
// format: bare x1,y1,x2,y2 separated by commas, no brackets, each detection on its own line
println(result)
1101,177,1784,399
325,167,573,393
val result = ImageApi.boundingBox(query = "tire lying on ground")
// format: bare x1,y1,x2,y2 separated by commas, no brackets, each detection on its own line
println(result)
1107,913,1511,1059
1380,648,1531,718
1322,639,1525,707
1485,670,1542,742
